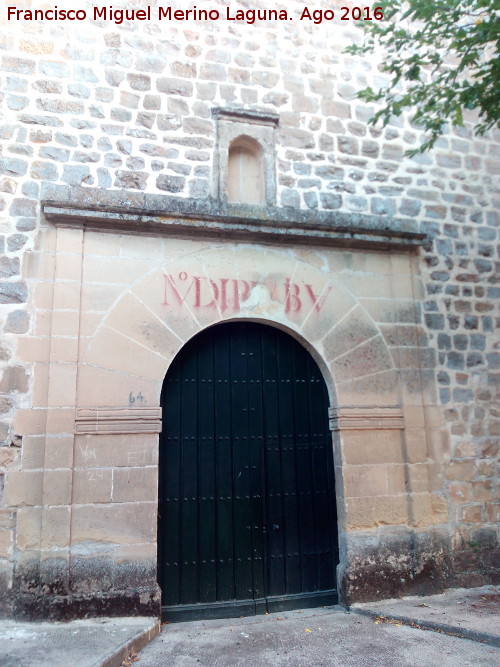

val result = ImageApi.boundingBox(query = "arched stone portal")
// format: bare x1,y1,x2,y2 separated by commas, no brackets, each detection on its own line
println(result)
158,321,339,621
8,232,448,619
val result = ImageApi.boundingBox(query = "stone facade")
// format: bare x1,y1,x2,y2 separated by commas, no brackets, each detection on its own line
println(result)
0,1,498,619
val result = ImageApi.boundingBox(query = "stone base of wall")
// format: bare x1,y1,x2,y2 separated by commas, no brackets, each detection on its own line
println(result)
1,540,498,619
3,554,161,621
339,529,500,605
9,587,161,621
448,527,500,591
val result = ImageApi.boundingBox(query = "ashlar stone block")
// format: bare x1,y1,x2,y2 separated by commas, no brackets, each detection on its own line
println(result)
73,468,113,504
112,467,158,503
71,502,157,545
74,433,158,470
331,335,394,383
76,364,160,407
323,305,379,362
3,470,43,507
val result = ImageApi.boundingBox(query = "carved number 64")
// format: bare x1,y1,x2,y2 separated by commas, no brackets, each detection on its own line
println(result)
129,392,144,405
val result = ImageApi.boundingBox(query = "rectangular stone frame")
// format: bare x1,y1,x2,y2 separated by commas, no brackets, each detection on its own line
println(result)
6,188,445,619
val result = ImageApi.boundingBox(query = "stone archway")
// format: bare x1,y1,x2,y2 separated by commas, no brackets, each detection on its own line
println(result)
157,320,339,621
14,236,429,617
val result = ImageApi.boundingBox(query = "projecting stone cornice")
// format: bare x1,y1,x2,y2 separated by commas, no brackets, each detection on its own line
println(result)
41,184,426,250
329,406,405,431
75,407,162,434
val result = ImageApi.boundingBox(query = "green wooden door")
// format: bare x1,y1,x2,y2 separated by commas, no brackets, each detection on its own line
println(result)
159,322,338,621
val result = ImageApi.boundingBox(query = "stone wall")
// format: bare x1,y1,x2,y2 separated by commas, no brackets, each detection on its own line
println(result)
0,1,498,616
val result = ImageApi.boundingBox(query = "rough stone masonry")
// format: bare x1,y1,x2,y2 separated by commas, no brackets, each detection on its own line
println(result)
0,0,498,620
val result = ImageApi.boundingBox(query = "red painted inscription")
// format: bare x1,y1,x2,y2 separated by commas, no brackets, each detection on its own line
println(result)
163,272,331,314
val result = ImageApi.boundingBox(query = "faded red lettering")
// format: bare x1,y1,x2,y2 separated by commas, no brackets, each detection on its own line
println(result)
284,279,301,313
264,278,280,301
162,273,197,307
232,279,241,312
219,278,230,313
193,276,218,309
163,271,331,316
305,284,332,312
237,279,252,304
162,274,184,306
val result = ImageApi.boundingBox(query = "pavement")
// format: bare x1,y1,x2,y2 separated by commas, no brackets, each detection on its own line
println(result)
0,616,161,667
0,585,498,667
352,584,500,648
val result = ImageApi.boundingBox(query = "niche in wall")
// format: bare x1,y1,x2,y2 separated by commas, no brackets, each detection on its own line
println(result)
213,107,279,207
227,136,264,205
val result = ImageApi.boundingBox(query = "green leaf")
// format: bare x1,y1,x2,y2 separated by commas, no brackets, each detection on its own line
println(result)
343,0,500,153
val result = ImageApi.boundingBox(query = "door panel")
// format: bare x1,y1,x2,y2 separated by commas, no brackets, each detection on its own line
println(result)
159,322,338,621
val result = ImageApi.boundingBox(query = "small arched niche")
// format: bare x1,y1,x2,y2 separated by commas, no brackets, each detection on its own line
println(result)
212,107,278,206
227,136,264,205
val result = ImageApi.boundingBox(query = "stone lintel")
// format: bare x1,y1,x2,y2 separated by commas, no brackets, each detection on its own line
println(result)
329,406,404,431
42,186,426,250
75,407,162,434
211,106,280,126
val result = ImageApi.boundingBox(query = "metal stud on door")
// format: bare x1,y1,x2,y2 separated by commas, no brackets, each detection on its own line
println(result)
159,322,338,621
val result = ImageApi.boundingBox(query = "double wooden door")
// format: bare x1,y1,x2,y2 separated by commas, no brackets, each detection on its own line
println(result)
159,322,338,621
